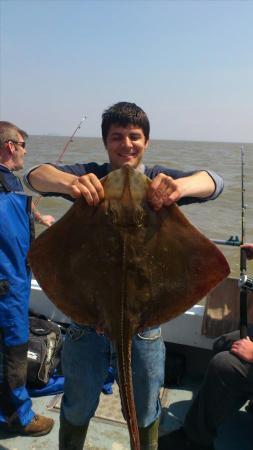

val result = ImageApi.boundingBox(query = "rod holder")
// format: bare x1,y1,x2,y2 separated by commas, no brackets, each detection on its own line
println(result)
238,275,253,292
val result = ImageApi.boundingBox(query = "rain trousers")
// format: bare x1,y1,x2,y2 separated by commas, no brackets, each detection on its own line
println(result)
0,167,35,426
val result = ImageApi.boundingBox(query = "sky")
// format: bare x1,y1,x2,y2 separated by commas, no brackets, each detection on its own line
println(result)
0,0,252,143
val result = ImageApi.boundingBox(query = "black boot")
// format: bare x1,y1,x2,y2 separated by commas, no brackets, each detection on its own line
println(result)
59,414,89,450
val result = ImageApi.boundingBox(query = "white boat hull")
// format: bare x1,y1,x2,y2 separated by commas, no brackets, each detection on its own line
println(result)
30,279,216,349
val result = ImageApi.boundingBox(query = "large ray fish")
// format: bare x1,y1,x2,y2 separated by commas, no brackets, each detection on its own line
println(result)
28,166,230,450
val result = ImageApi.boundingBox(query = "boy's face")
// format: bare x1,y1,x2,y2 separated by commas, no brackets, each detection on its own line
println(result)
105,124,149,170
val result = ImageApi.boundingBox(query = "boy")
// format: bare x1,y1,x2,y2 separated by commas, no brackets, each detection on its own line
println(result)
26,101,223,450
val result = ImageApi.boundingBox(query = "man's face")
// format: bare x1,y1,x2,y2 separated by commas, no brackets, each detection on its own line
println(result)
12,132,27,171
105,124,149,170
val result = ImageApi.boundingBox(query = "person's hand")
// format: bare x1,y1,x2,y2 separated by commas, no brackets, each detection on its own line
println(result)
147,174,181,211
231,337,253,363
39,215,55,227
32,200,55,227
241,243,253,260
69,173,104,206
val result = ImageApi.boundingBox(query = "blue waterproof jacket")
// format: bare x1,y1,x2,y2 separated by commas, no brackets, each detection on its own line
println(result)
0,168,33,346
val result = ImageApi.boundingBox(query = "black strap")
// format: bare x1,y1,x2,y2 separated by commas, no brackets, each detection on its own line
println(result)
0,172,11,192
27,196,35,243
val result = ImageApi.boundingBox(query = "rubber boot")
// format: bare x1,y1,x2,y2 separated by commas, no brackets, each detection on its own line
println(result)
59,414,89,450
132,418,160,450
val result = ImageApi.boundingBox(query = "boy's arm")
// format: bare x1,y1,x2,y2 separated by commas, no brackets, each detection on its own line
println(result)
27,164,104,206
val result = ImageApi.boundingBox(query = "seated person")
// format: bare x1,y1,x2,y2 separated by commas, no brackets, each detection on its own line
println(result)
158,243,253,450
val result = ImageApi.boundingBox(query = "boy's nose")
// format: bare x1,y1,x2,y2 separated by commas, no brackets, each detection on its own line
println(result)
124,137,133,148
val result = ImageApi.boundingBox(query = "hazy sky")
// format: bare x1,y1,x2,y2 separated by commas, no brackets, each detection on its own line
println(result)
1,0,252,142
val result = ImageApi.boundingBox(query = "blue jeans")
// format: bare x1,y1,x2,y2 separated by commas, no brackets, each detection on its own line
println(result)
61,323,165,428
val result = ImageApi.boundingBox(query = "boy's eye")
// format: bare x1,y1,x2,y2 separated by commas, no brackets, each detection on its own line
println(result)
109,133,142,142
129,134,140,141
112,136,121,141
111,135,121,141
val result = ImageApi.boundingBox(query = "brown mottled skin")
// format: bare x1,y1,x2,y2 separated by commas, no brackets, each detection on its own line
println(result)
29,167,230,450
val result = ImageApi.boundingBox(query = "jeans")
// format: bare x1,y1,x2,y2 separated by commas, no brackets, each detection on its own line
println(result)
61,323,165,428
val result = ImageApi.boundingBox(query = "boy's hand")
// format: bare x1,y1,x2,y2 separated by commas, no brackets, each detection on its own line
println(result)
147,174,181,211
70,173,104,206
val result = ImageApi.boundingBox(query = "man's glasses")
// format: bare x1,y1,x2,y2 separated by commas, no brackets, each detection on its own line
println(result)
6,140,26,148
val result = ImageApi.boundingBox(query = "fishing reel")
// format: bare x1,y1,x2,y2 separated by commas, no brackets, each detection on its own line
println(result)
238,275,253,292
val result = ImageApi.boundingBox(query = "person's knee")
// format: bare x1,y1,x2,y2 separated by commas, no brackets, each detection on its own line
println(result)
208,351,244,387
209,351,234,374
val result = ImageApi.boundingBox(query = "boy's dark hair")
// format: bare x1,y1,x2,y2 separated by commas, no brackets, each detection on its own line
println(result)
101,102,150,145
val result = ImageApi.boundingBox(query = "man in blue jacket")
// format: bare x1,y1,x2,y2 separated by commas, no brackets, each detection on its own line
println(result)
0,121,54,436
26,101,224,450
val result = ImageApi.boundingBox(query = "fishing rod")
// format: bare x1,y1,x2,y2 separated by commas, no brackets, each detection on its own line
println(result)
33,116,87,208
211,146,253,337
238,145,249,338
56,116,87,164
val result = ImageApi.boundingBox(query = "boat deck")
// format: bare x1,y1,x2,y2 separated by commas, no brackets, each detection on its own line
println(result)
2,288,251,450
0,371,252,450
